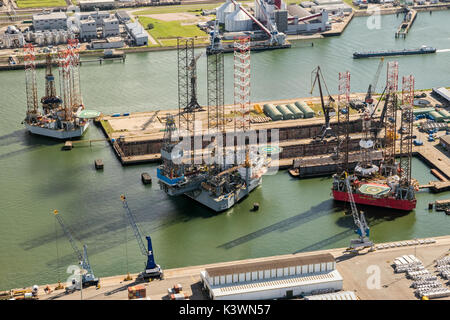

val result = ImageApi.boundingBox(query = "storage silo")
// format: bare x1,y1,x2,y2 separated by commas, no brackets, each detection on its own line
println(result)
216,0,235,25
263,104,283,121
295,101,315,118
286,104,304,119
276,105,295,120
225,4,253,32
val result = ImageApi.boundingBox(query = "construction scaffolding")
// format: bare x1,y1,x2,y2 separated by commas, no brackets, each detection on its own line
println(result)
382,61,399,177
24,43,39,121
399,75,414,187
336,71,351,175
233,36,251,133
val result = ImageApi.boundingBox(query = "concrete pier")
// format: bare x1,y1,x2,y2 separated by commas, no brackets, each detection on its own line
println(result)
14,235,450,300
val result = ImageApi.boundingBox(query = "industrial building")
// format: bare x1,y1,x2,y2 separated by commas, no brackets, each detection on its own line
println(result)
32,12,68,31
102,17,120,38
79,0,116,11
200,253,343,300
304,291,357,300
74,10,111,27
432,87,450,105
90,37,124,49
439,135,450,152
115,10,131,23
125,21,148,46
67,10,120,42
302,0,352,14
217,0,330,34
1,25,25,48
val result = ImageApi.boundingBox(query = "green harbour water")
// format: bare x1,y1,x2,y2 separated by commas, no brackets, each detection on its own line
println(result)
0,12,449,290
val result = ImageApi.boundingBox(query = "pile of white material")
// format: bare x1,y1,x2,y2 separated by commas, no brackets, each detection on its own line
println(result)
436,257,450,280
394,255,423,273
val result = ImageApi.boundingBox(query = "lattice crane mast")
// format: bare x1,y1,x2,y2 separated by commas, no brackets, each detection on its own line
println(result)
344,177,374,252
120,195,163,280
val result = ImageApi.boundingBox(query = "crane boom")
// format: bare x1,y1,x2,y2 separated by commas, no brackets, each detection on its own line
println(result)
311,66,336,140
53,210,98,285
365,58,384,105
344,177,373,251
120,195,147,257
120,195,159,275
54,210,83,262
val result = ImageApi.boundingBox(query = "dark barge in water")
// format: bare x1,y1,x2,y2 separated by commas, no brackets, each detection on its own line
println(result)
353,46,436,59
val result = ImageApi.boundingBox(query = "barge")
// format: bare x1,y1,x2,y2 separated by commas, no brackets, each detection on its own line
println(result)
353,46,436,59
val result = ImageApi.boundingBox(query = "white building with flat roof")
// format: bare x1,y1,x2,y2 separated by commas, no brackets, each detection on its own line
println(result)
200,253,343,300
102,17,120,37
79,17,97,40
79,0,115,11
125,21,148,46
33,12,68,31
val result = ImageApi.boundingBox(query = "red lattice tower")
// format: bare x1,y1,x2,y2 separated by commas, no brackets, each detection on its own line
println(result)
336,71,351,174
338,71,350,105
24,43,38,114
58,47,73,121
67,39,83,109
233,36,251,132
402,75,414,106
386,61,398,93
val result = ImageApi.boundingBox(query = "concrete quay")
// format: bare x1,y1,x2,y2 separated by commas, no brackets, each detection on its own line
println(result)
19,235,450,300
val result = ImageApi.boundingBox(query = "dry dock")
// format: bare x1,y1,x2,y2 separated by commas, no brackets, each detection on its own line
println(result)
22,235,450,300
100,94,373,168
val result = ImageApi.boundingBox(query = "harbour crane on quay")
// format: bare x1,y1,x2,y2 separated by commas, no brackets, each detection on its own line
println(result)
311,66,337,141
120,195,163,281
365,57,385,107
53,210,99,290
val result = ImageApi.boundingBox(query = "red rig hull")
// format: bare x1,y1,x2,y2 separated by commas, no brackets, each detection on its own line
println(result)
332,190,417,211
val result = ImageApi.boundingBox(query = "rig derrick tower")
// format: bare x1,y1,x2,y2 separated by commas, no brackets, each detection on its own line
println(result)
233,36,251,134
398,75,415,199
233,36,251,168
382,61,399,177
68,39,83,112
24,43,39,123
41,53,61,113
58,46,73,122
336,71,351,176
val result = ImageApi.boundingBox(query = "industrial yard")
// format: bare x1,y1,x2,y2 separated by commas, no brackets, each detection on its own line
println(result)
0,0,450,306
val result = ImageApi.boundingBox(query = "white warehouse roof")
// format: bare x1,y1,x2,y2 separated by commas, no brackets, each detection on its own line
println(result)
305,290,358,300
433,87,450,103
202,269,343,300
33,12,67,21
